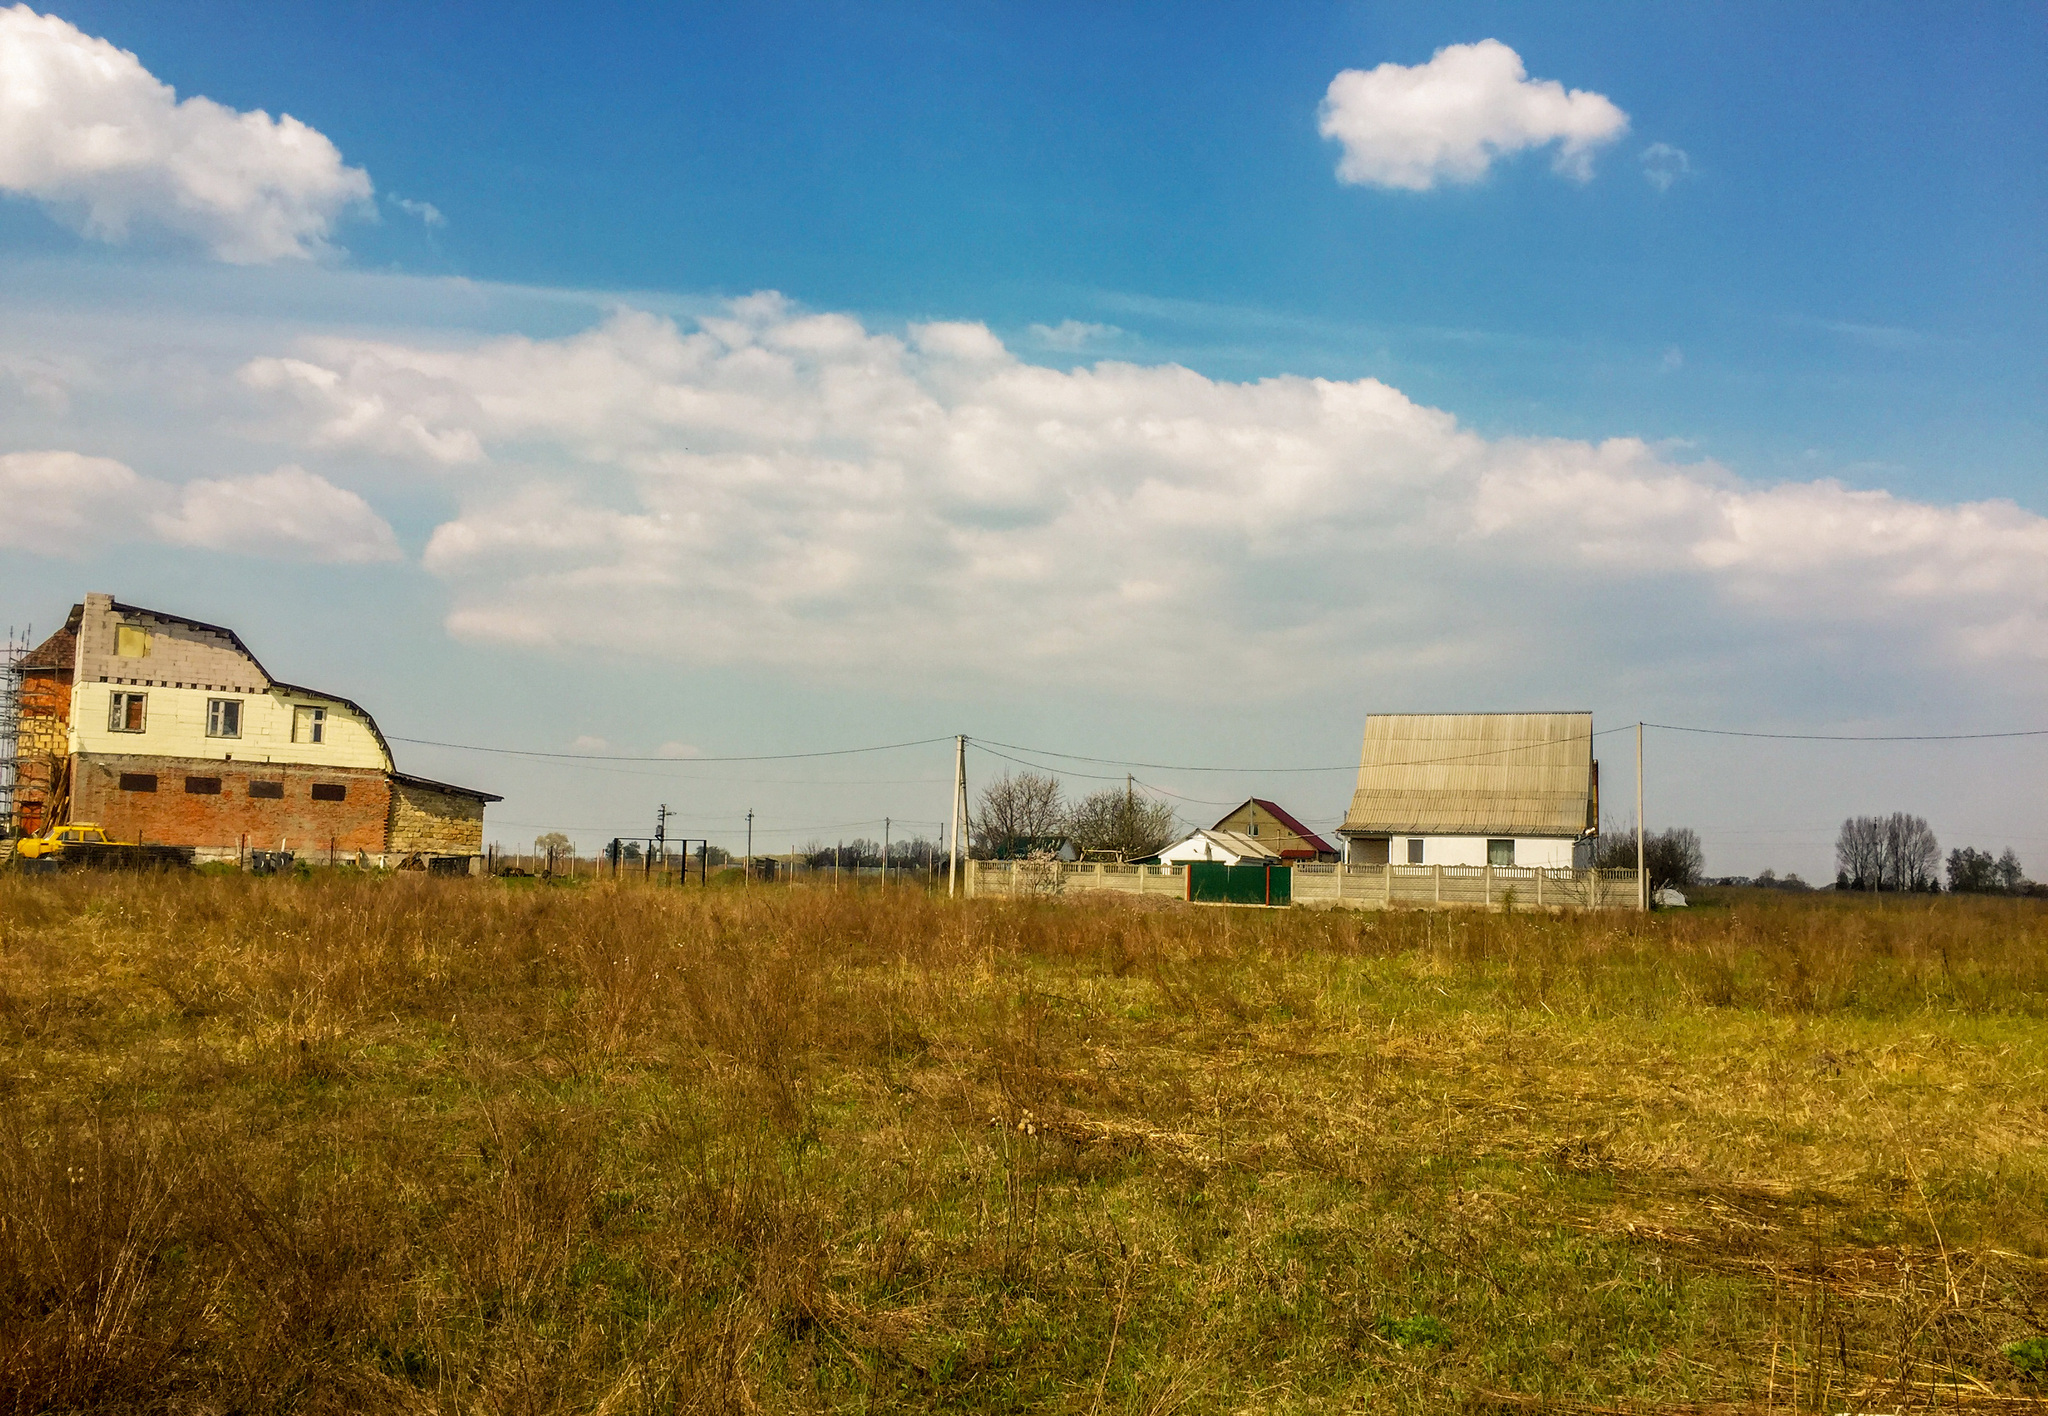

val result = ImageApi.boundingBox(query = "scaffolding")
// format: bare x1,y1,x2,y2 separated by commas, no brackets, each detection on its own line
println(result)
0,625,25,838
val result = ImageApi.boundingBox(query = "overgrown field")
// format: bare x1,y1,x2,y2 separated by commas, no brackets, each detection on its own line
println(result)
1,875,2045,1414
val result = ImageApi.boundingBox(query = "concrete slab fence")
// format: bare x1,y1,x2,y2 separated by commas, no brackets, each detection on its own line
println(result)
964,859,1643,910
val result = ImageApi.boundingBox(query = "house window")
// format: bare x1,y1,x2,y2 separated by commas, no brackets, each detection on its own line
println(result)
1487,839,1515,867
292,705,326,743
116,625,148,658
310,783,347,802
108,691,147,732
249,781,285,799
1407,838,1424,864
207,699,242,738
185,777,222,795
118,773,157,792
1249,821,1259,835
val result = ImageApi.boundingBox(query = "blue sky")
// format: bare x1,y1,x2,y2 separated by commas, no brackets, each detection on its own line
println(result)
1,3,2043,874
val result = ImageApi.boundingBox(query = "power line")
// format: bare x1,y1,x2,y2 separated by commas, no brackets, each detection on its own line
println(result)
1645,723,2048,742
386,733,953,763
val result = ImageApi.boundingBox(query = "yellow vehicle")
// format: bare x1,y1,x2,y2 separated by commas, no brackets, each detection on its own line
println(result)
15,822,120,859
12,823,194,870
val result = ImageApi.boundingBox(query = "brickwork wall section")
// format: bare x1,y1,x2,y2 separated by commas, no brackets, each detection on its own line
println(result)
69,753,392,854
388,779,487,856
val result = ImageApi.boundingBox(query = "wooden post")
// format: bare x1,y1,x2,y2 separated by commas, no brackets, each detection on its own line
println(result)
1434,864,1442,906
1484,863,1492,907
1536,867,1546,908
1384,861,1392,906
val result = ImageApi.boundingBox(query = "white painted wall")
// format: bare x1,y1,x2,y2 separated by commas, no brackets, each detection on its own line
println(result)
1345,834,1579,868
70,682,389,771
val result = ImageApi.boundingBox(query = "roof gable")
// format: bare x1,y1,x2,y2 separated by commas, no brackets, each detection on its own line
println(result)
1216,798,1337,855
1342,712,1595,837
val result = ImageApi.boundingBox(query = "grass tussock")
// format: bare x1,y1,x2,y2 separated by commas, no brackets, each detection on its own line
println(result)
0,873,2045,1413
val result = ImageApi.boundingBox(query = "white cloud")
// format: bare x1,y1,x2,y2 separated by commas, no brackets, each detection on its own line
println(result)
389,195,445,228
569,735,608,752
1641,142,1690,192
0,448,160,551
230,295,2047,689
150,463,400,562
0,5,371,261
1028,319,1120,351
1319,40,1629,190
657,742,701,759
0,451,397,562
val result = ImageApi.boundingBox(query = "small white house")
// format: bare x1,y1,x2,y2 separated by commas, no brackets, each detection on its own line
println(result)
1338,712,1600,870
1156,829,1284,868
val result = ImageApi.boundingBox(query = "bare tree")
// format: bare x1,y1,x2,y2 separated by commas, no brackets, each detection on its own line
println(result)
971,771,1065,858
1595,825,1703,890
1835,815,1885,890
1066,787,1179,861
1837,813,1939,891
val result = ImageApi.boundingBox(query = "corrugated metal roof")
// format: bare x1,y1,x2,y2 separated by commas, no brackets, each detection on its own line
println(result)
1341,712,1594,837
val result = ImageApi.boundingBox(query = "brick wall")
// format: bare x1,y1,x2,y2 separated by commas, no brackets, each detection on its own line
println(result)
69,752,391,854
387,779,487,855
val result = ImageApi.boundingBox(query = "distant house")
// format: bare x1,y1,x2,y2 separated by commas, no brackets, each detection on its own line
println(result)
1155,828,1283,868
1338,712,1598,870
9,593,499,862
988,835,1080,862
1210,798,1338,862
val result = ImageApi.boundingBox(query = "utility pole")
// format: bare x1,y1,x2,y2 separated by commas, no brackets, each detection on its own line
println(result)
1125,773,1134,861
883,817,890,890
948,734,966,898
1636,723,1647,913
745,809,754,888
655,803,670,883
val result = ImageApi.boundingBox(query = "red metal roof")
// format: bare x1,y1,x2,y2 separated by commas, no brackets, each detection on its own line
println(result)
1214,798,1337,857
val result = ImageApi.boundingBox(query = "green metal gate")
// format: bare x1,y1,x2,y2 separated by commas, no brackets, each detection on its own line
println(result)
1185,861,1291,906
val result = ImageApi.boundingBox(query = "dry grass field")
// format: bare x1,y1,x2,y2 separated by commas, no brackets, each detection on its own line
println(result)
1,872,2045,1414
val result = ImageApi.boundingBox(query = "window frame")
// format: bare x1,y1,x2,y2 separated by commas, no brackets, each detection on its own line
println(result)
1487,838,1515,867
206,698,243,739
115,624,148,659
108,690,147,733
292,704,327,744
1406,838,1425,865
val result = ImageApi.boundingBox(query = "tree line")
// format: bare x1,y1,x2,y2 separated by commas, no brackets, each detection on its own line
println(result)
1834,814,2035,895
972,771,1180,861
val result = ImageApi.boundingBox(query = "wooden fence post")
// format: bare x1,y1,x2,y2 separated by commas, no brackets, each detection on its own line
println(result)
1434,864,1442,906
1484,864,1492,907
1384,862,1392,906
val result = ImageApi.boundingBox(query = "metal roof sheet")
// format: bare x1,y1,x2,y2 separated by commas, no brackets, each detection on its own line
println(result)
1341,712,1595,837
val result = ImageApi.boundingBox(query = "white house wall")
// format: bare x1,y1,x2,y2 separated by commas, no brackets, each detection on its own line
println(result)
67,593,389,771
1347,835,1579,869
70,681,389,771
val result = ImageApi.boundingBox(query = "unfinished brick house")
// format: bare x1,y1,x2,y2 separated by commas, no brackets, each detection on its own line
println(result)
9,594,498,864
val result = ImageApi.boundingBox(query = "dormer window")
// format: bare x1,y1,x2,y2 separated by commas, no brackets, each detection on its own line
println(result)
293,705,326,744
